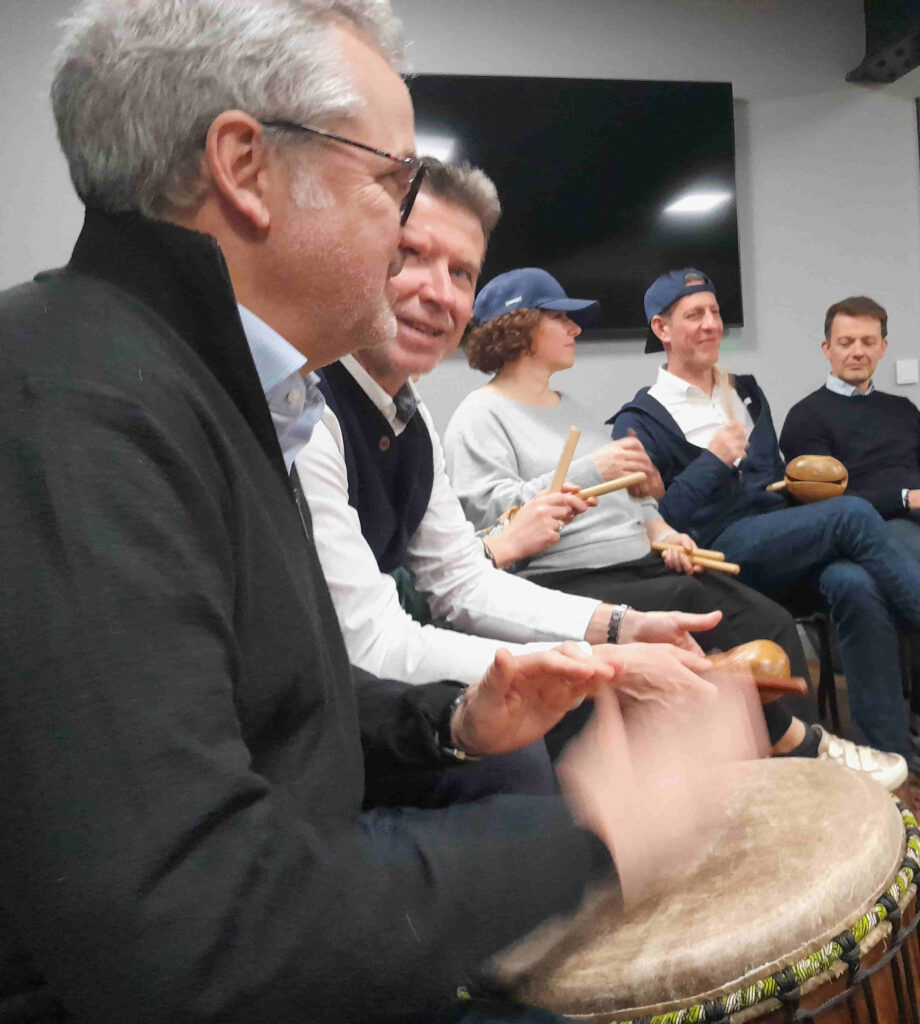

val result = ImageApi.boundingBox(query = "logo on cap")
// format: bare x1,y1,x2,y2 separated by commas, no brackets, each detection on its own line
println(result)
504,296,523,307
684,273,706,286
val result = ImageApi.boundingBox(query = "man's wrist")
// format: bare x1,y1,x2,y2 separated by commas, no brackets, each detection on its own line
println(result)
606,604,630,644
481,537,500,567
437,689,483,762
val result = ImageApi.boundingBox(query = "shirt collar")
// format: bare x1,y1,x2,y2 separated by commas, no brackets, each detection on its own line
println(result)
340,353,419,435
825,372,875,397
238,304,308,391
237,304,324,471
655,363,716,399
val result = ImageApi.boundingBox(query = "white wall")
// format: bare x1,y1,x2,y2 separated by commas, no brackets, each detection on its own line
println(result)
391,0,920,435
0,1,84,293
3,0,919,437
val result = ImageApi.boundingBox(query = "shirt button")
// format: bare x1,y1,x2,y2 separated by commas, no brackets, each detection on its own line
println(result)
379,436,391,452
285,389,303,406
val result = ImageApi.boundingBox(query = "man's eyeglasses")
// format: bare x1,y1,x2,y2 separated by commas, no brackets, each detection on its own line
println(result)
260,119,425,226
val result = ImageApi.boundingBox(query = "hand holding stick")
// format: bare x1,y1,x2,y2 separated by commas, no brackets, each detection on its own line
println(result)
650,541,740,575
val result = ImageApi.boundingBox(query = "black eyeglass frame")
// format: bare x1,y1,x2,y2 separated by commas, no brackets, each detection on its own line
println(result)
259,119,425,225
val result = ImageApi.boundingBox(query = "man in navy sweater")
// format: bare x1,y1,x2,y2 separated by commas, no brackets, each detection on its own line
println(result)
780,295,920,549
610,269,920,772
780,295,920,736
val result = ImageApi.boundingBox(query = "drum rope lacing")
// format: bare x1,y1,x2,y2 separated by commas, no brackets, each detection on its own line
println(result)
609,801,920,1024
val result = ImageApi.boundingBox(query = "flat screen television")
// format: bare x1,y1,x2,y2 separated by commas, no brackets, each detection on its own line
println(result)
407,74,742,333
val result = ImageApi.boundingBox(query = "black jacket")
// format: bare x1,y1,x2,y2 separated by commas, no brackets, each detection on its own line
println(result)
0,210,609,1023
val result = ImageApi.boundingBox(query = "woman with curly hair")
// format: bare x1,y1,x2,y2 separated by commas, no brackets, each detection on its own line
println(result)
442,267,859,764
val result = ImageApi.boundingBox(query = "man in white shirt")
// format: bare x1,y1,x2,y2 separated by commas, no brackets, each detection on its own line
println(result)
296,163,722,691
611,268,920,777
296,165,889,787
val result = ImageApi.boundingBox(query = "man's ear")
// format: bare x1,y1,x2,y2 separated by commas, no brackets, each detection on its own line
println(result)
650,314,669,344
821,338,831,360
203,110,273,231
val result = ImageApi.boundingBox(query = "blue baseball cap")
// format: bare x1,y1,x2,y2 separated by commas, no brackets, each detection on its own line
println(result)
643,268,716,353
472,268,599,328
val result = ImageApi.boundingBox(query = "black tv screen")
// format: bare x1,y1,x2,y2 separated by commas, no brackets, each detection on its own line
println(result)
408,74,742,332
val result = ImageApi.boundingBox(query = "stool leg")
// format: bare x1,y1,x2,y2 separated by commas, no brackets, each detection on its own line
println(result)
818,620,842,736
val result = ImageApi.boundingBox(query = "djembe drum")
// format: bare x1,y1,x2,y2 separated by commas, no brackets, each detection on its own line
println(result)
486,760,920,1023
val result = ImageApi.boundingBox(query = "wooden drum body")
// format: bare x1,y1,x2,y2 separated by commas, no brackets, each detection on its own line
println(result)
488,760,920,1022
784,455,849,504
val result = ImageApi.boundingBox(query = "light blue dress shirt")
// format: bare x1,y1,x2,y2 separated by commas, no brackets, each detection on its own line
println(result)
824,372,875,397
237,304,325,471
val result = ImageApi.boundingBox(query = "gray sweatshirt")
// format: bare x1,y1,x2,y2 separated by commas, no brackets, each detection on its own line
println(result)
443,388,659,575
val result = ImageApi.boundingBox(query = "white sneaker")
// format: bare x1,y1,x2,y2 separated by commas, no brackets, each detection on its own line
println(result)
815,727,908,791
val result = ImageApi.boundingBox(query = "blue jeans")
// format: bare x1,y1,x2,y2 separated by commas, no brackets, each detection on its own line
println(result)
715,497,920,757
888,516,920,694
887,514,920,568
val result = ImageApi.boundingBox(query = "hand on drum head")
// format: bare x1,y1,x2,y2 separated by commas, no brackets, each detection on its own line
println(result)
593,642,718,709
558,680,766,907
450,644,616,758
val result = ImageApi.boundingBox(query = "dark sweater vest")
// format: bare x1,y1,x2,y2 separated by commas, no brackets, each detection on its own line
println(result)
780,386,920,519
318,361,433,573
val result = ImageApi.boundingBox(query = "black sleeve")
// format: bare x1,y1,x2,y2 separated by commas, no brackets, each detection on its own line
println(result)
354,665,464,770
0,379,612,1023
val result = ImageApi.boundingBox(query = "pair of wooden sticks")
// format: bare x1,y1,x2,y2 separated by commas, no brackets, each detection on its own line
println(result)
550,427,741,574
503,427,645,521
650,541,740,575
550,427,651,500
505,426,742,576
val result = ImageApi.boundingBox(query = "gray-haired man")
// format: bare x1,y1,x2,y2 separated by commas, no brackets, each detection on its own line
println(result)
0,2,655,1021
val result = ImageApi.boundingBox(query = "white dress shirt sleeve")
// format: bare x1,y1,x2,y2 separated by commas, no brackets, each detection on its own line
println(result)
295,404,600,685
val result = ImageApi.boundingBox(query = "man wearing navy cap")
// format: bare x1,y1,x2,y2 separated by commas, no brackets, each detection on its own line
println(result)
610,268,920,774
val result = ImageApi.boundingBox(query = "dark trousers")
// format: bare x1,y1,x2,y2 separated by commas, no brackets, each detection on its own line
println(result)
888,515,920,710
531,553,816,745
364,740,557,810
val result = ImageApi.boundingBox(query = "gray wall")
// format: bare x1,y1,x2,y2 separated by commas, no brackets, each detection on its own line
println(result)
392,0,920,435
3,0,919,439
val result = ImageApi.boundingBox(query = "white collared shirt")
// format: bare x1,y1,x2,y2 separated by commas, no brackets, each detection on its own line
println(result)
338,354,416,436
294,357,599,684
648,364,754,455
824,372,875,398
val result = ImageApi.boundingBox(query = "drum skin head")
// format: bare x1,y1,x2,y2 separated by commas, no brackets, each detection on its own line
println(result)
489,760,904,1020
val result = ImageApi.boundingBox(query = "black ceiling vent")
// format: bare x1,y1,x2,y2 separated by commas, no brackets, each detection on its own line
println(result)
847,0,920,83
